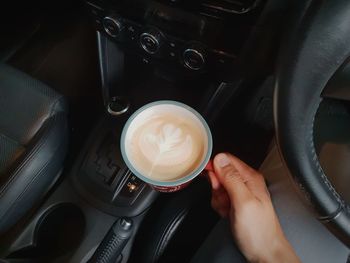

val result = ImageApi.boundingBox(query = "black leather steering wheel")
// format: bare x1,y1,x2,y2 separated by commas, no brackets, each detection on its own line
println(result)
274,0,350,247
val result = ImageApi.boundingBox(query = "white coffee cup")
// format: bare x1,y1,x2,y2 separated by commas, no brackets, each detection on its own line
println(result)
120,100,212,192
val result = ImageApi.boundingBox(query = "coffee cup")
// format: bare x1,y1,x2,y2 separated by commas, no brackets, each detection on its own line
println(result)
120,100,212,192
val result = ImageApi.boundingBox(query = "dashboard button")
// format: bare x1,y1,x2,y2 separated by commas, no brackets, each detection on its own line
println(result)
140,30,162,54
183,48,205,70
120,175,144,198
103,16,123,38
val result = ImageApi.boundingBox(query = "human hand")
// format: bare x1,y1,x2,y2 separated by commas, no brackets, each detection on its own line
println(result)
207,153,300,263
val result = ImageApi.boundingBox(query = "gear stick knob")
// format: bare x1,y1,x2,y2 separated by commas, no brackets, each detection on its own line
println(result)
88,218,133,263
107,96,130,116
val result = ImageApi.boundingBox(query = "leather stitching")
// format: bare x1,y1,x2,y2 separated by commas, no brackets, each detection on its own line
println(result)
0,132,20,146
0,151,52,223
0,115,56,197
0,139,64,224
309,101,350,213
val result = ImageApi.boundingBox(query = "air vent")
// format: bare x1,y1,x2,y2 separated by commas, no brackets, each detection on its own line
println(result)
200,0,259,16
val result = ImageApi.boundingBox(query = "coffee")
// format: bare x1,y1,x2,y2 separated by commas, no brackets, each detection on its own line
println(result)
123,103,208,182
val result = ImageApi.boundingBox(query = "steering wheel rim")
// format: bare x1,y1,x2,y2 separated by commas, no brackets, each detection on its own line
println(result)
274,0,350,246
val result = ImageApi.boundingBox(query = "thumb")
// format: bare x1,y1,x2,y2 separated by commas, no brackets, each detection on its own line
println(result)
213,153,253,207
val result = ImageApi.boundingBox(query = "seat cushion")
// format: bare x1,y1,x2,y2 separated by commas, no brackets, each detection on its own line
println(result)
0,134,24,175
0,63,68,233
0,64,66,145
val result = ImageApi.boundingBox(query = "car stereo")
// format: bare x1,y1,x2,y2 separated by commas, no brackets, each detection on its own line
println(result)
85,0,262,73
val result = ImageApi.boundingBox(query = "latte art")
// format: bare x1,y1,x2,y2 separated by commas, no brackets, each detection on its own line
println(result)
141,122,193,166
124,104,208,181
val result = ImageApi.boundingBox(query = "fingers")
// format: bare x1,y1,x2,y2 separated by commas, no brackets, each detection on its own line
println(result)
213,153,253,207
209,174,228,217
208,171,220,190
208,152,271,218
213,153,270,204
217,153,258,182
205,160,214,172
223,155,270,202
209,171,229,217
211,188,230,218
245,175,270,202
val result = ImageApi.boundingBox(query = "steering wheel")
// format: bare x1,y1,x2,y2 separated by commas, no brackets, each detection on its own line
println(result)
274,0,350,247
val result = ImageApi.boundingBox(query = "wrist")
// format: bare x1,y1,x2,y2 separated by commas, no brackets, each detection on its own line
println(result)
250,237,300,263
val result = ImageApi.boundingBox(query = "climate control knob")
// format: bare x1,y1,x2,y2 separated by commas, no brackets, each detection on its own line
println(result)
183,48,205,70
102,16,123,38
140,29,162,54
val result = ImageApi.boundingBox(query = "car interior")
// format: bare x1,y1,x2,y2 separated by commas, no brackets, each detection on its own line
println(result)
0,0,350,262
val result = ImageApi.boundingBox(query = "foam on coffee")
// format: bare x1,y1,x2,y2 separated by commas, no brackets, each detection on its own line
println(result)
124,104,208,181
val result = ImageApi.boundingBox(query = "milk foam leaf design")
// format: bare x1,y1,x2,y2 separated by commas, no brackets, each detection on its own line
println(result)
149,123,184,154
158,123,184,154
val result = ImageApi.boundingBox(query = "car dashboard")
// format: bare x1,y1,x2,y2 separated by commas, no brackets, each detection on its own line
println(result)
85,0,264,77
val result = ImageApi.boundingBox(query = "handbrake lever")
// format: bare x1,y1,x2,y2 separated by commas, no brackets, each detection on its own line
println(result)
88,218,133,263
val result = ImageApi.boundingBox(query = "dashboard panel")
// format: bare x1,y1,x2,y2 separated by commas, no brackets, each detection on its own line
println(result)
86,0,263,75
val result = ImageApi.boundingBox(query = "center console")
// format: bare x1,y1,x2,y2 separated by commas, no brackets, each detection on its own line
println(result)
86,0,262,76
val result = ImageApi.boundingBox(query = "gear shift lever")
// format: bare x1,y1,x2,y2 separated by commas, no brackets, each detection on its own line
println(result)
107,96,130,116
88,218,133,263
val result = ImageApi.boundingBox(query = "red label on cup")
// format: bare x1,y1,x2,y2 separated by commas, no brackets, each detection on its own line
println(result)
151,181,191,193
143,169,209,192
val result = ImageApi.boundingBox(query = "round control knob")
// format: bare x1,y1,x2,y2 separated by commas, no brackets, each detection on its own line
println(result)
102,16,123,38
140,30,162,54
183,48,205,70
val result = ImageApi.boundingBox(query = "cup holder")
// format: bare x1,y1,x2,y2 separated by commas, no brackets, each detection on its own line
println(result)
8,203,86,262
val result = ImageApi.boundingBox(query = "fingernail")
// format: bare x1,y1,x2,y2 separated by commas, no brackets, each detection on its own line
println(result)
216,153,231,168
